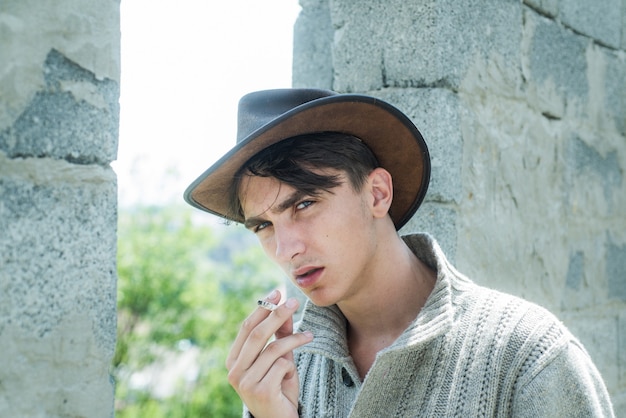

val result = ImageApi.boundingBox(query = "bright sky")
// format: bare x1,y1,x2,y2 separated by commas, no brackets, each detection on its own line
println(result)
113,0,301,207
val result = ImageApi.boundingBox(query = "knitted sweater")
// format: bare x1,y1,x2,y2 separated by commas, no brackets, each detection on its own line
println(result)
287,234,614,417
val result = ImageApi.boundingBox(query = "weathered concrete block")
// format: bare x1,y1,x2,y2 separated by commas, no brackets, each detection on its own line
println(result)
0,0,120,131
293,0,333,89
560,0,622,49
0,50,119,165
401,201,458,264
330,0,522,92
373,87,464,205
523,9,589,118
0,153,117,417
328,0,386,91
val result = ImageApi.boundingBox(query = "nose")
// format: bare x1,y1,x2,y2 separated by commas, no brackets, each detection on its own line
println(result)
273,223,305,263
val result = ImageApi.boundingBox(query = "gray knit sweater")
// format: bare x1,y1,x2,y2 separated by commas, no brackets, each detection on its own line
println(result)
286,234,614,417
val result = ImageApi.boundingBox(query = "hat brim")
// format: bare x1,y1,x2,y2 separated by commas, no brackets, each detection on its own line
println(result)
183,94,430,230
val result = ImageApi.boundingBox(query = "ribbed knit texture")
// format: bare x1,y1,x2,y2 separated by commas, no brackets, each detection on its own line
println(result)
287,234,614,418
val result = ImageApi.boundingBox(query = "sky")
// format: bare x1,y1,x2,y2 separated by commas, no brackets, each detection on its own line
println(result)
113,0,301,207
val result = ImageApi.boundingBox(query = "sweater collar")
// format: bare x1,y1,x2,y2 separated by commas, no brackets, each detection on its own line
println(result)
296,233,456,360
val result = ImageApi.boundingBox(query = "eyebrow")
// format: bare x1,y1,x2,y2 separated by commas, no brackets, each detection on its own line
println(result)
243,190,308,230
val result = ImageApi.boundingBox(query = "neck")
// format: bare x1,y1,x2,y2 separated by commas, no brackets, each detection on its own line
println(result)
338,233,436,344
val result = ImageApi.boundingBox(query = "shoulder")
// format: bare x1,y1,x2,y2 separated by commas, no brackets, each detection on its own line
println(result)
458,283,570,351
450,281,577,379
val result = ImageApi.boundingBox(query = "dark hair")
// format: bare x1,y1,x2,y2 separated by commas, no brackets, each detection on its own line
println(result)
227,132,380,221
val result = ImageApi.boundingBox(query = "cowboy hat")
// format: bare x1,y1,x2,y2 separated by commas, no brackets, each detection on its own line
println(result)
184,88,430,230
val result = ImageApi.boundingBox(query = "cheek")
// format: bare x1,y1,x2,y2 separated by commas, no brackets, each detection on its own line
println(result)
257,236,276,259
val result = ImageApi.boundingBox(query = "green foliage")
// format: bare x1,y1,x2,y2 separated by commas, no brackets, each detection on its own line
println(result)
114,205,283,417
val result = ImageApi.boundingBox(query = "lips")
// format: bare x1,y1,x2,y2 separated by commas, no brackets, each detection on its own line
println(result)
293,266,324,288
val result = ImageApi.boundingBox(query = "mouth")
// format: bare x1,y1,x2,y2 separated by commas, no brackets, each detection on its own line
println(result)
293,267,324,288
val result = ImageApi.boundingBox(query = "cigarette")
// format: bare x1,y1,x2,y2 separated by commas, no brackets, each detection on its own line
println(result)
257,299,278,311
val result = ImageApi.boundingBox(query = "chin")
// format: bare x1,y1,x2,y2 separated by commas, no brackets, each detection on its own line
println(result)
305,289,339,308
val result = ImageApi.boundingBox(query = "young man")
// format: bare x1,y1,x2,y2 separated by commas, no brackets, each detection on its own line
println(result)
184,89,614,417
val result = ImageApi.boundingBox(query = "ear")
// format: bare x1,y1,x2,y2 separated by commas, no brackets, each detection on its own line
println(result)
367,167,393,219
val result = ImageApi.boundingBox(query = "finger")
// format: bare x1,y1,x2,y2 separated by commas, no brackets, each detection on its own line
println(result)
236,357,299,415
226,289,281,370
274,299,295,339
235,297,300,368
242,330,313,386
274,303,296,363
262,356,297,387
229,297,304,388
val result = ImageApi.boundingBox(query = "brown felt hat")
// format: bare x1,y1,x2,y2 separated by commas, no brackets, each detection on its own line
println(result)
184,89,430,230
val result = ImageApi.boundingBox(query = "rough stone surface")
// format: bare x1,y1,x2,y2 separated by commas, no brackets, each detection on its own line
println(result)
0,0,120,130
603,48,626,136
0,0,119,416
523,0,558,17
400,202,458,264
0,49,119,165
523,10,589,118
293,0,333,89
619,312,626,393
0,153,118,417
560,0,622,49
374,87,464,205
330,0,522,92
564,135,622,216
606,237,626,302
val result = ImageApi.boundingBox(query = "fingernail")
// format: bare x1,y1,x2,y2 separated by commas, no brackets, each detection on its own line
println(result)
285,297,298,309
303,331,314,340
267,289,278,300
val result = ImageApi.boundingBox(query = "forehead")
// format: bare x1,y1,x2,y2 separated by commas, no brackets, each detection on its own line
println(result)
238,175,289,219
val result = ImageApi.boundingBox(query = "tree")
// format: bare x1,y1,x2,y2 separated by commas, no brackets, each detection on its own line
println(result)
113,205,283,417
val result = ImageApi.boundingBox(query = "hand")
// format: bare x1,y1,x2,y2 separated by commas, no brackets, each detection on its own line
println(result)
226,290,313,418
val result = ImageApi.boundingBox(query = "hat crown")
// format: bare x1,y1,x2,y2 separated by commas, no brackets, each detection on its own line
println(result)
236,89,336,143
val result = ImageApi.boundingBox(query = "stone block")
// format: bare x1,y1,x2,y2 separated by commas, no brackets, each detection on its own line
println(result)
0,50,119,165
523,10,589,117
330,0,522,92
374,87,464,205
0,154,117,416
293,0,334,89
560,0,622,49
328,0,386,91
400,201,458,264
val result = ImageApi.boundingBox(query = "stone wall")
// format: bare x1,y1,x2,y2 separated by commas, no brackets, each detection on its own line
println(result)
0,1,120,416
294,0,626,413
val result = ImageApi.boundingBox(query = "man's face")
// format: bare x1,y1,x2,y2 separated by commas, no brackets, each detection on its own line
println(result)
239,171,380,307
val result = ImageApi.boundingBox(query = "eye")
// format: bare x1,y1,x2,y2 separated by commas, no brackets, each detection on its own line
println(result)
254,221,272,233
296,200,314,210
